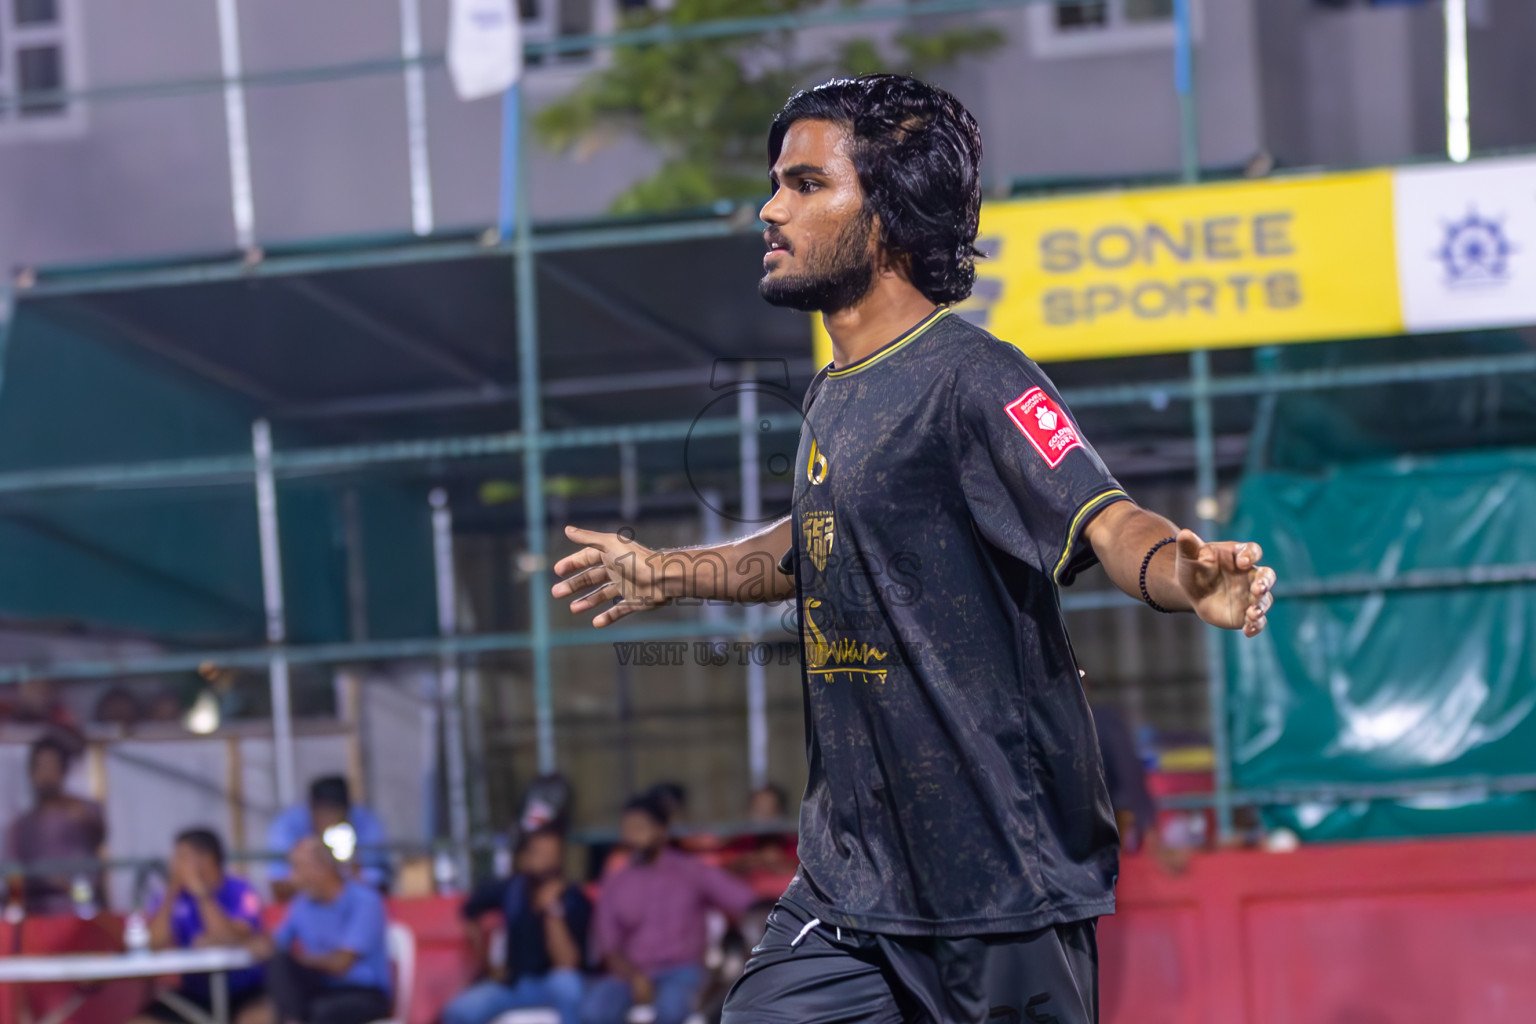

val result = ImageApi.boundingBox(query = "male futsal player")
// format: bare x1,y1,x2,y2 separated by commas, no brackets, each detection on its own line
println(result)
551,75,1276,1024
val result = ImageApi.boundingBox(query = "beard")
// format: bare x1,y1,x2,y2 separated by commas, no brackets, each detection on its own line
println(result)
759,206,878,313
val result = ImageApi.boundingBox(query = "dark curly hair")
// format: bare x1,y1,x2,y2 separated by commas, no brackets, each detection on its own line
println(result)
767,75,984,305
175,828,227,868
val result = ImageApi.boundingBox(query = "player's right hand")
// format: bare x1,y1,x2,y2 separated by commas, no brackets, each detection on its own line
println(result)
551,525,673,628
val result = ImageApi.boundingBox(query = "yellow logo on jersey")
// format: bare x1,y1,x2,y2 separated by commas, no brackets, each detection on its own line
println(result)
806,439,828,485
802,598,888,684
801,509,836,572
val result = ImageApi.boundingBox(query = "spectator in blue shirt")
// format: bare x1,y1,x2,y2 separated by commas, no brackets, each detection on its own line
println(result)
134,829,266,1024
251,837,392,1024
444,827,590,1024
268,777,390,901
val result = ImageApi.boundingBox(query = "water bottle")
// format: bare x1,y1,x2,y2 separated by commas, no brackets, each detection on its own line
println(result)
492,835,513,879
124,910,150,955
3,881,23,926
433,848,457,895
70,875,97,920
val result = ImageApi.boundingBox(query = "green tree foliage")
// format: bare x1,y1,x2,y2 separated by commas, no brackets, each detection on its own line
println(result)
534,0,1003,214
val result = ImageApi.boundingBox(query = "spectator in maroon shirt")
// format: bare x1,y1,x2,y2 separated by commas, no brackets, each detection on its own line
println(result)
581,795,757,1024
5,737,106,915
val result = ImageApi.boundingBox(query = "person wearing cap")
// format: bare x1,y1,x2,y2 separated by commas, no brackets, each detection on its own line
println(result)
267,777,390,902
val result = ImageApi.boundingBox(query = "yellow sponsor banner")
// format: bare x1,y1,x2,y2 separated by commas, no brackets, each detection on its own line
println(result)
813,169,1402,365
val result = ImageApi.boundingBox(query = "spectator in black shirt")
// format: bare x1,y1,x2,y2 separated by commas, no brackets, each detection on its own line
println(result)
444,827,589,1024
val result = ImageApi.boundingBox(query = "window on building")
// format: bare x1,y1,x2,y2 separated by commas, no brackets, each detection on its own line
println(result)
1030,0,1192,57
0,0,78,134
519,0,614,68
1054,0,1175,29
1314,0,1432,7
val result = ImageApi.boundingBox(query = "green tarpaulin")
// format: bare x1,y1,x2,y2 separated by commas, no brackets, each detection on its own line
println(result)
1225,449,1536,841
0,307,436,648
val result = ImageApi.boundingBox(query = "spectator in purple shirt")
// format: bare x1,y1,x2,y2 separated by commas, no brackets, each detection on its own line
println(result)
134,828,266,1024
581,795,757,1024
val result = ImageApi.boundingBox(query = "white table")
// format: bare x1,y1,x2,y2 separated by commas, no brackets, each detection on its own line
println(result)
0,946,257,1024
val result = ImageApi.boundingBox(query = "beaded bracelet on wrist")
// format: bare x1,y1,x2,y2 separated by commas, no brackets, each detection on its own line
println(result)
1139,536,1178,614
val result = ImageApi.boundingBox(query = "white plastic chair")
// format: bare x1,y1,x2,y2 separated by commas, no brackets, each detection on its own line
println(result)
487,920,711,1024
368,921,417,1024
491,999,705,1024
492,1011,561,1024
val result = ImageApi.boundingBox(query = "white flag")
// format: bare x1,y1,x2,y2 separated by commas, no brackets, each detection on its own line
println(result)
447,0,522,101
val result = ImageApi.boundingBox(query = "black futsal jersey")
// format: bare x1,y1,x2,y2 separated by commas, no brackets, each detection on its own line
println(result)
781,306,1129,937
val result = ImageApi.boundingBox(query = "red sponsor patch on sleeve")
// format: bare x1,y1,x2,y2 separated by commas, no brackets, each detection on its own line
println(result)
1004,387,1083,469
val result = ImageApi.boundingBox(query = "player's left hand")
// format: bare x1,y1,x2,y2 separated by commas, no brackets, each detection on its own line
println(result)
1174,529,1276,637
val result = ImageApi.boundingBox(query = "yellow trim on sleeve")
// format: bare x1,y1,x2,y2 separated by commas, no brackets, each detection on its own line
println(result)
1052,488,1130,584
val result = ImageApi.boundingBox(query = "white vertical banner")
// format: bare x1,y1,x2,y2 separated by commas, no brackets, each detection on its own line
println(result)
448,0,522,101
1394,156,1536,334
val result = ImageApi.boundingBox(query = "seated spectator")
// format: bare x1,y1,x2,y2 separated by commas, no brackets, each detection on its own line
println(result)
1090,699,1188,875
268,776,389,901
132,829,266,1024
596,782,702,882
646,783,687,829
443,827,589,1024
723,784,798,880
5,736,106,915
581,796,757,1024
249,838,391,1024
93,687,144,727
1,680,84,740
145,690,184,723
646,782,715,856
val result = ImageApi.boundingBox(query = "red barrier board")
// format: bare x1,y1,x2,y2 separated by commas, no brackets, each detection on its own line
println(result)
0,915,148,1024
1103,834,1536,1024
6,835,1536,1024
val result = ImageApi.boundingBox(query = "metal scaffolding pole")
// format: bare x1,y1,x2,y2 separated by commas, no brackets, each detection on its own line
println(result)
398,0,435,236
214,0,256,249
0,288,13,399
6,0,1047,115
1444,0,1471,163
0,348,1526,501
252,420,296,806
1189,350,1232,842
0,555,1532,686
512,85,557,775
738,369,769,788
1174,0,1199,183
430,488,471,886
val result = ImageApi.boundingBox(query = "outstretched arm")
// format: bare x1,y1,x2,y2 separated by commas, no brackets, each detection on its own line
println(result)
551,517,796,628
1083,501,1275,637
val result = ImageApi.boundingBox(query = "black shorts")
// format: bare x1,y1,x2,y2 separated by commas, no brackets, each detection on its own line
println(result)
721,900,1098,1024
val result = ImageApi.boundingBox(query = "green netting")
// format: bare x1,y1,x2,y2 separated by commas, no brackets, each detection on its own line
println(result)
0,308,434,647
1225,449,1536,841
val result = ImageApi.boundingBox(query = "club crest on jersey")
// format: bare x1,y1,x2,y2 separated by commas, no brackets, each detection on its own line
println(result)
1005,388,1082,469
802,509,836,572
